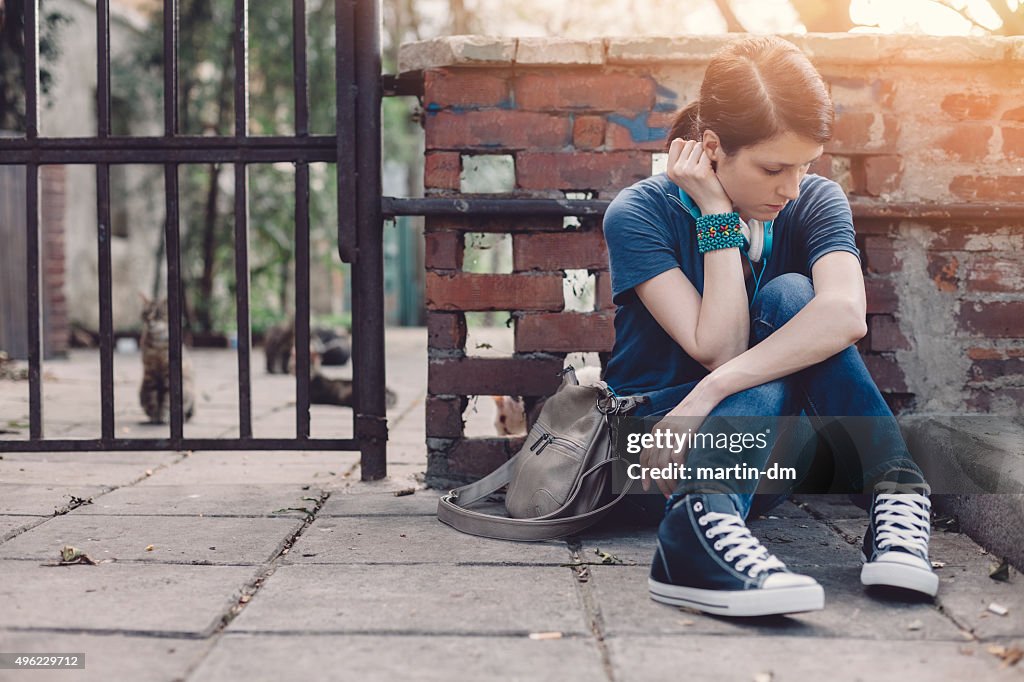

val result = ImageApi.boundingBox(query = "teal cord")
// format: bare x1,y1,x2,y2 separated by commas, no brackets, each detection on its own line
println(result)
747,252,766,308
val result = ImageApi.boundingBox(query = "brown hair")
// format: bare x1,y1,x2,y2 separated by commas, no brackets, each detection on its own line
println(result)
665,36,833,155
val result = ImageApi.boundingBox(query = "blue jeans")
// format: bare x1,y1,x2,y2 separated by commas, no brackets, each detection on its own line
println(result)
624,273,925,522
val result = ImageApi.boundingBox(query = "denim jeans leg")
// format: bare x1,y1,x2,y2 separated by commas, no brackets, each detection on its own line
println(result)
751,273,926,493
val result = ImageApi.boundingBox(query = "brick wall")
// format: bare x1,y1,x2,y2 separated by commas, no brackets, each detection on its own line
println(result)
41,165,69,358
399,34,1024,486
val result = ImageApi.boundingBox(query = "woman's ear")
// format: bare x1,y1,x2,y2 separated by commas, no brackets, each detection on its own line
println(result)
701,129,722,163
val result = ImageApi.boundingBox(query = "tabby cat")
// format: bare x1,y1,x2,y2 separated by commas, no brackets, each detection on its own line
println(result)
139,296,196,423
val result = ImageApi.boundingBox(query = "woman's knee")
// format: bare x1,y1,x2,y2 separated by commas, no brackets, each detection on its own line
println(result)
753,273,814,325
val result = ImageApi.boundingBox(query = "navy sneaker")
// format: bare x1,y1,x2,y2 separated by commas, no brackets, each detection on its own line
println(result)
861,481,938,596
649,493,824,617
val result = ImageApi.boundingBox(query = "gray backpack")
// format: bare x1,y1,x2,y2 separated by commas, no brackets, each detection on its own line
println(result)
437,368,647,541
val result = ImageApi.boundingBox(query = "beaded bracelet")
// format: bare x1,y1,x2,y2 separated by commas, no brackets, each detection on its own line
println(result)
695,212,745,254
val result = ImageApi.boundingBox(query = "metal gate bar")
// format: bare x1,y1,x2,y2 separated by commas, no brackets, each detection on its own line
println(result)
1,0,385,479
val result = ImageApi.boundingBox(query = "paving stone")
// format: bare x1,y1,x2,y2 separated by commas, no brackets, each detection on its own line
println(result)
72,484,324,518
0,452,179,487
0,484,112,516
139,451,357,486
0,515,42,541
0,632,206,682
0,560,254,634
286,516,570,565
589,563,962,640
191,634,605,681
0,515,303,565
228,564,587,635
605,635,1021,680
318,490,442,516
793,493,869,520
834,519,1024,639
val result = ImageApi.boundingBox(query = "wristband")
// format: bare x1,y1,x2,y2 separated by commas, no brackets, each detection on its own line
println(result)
695,212,745,254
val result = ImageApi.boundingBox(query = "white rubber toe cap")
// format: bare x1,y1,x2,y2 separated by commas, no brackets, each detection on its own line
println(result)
762,572,820,589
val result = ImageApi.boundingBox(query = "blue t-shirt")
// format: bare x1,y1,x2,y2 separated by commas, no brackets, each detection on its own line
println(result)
602,172,860,398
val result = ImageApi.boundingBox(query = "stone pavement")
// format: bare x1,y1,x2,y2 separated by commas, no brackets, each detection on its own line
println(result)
1,329,1023,681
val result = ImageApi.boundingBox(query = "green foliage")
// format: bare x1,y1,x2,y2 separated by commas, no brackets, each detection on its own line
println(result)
113,0,346,336
0,1,71,131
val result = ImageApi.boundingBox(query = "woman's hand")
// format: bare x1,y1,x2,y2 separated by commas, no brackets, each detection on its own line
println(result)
666,138,734,217
639,378,724,498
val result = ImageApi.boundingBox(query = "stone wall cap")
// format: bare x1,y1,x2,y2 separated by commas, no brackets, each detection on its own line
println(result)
399,34,1024,73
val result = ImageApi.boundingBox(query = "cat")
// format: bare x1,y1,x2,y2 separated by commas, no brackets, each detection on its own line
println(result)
263,318,351,374
492,365,603,436
264,320,396,409
139,295,196,424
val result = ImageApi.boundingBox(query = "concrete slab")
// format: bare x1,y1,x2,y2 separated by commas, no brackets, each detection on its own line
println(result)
139,451,357,486
0,452,180,487
605,635,1021,680
0,515,303,565
587,564,962,640
0,632,207,682
191,634,605,681
0,515,42,541
72,484,325,517
0,560,254,634
286,516,570,565
792,493,868,520
228,564,588,635
318,490,442,516
834,519,1024,639
0,484,111,516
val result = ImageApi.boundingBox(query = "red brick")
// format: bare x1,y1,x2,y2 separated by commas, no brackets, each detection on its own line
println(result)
863,354,908,393
827,112,899,153
859,155,903,196
966,346,1003,360
865,278,898,314
424,231,463,270
573,116,606,150
958,301,1024,338
966,256,1024,293
425,110,571,150
862,236,899,274
968,357,1024,383
513,232,608,272
950,176,1024,202
1001,126,1024,158
966,388,1024,413
930,224,1021,251
808,153,834,180
604,111,675,151
426,215,565,233
941,93,1000,120
515,312,615,353
423,69,509,108
429,356,564,396
516,151,650,192
1003,106,1024,122
426,395,467,438
926,254,959,293
853,219,895,236
868,315,911,352
424,152,461,190
595,271,615,310
514,72,655,112
425,273,564,312
447,437,525,479
936,125,992,162
427,312,467,350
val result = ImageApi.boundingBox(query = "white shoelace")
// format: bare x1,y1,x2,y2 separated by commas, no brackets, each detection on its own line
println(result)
699,512,786,577
873,487,931,557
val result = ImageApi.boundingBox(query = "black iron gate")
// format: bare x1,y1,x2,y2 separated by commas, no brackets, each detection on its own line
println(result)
0,0,386,480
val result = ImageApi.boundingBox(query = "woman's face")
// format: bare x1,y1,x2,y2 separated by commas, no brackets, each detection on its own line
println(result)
703,129,824,222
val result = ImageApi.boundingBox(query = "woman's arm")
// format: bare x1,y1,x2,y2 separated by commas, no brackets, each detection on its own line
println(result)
637,139,751,370
676,251,867,410
635,242,750,371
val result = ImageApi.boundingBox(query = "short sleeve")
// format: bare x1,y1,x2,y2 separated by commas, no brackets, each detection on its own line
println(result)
602,188,681,305
797,176,861,273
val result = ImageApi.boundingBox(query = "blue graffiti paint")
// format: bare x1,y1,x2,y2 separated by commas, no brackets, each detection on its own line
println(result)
608,112,668,143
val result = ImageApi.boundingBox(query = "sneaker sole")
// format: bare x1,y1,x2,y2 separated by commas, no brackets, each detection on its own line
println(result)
860,554,939,597
648,577,825,617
